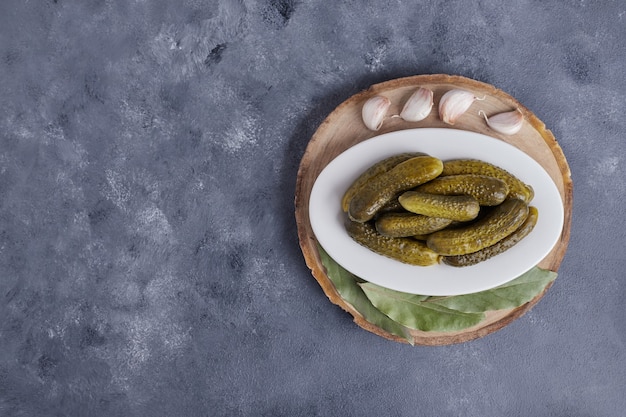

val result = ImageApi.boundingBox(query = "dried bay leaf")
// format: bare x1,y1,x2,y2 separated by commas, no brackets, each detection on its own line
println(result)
425,267,558,313
318,244,557,335
318,245,414,344
359,282,485,332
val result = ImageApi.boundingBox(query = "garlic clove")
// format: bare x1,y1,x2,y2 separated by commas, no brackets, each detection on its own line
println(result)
362,95,391,131
438,89,479,125
480,109,524,135
399,87,434,122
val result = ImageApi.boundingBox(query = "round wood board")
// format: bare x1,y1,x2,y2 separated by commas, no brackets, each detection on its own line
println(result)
294,74,573,346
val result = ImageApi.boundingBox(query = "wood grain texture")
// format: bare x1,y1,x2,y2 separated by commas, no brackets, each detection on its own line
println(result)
294,74,573,346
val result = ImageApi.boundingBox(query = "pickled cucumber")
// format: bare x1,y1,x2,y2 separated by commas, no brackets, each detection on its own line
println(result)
346,220,441,266
426,198,530,256
341,152,424,212
348,155,443,223
415,174,509,206
440,159,534,203
443,206,539,266
398,191,480,222
375,212,453,238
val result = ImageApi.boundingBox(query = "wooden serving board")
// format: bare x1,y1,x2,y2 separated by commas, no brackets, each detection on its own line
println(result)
294,74,573,346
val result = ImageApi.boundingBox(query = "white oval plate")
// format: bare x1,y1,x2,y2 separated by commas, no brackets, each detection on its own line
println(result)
309,128,564,296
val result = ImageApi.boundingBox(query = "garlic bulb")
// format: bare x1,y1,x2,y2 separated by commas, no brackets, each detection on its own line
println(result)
362,95,391,131
438,89,481,125
479,109,524,135
399,87,434,122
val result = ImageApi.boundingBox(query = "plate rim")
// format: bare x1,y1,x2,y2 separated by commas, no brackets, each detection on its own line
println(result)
309,127,564,296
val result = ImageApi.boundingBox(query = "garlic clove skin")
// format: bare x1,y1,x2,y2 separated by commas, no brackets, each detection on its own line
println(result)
480,109,524,135
438,89,478,125
399,87,434,122
362,95,391,131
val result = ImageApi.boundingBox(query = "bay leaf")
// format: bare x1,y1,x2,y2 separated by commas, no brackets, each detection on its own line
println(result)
318,245,414,344
359,282,485,332
319,245,557,335
425,267,557,313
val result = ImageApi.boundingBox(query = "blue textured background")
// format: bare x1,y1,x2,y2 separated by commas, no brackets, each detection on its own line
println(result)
1,1,624,416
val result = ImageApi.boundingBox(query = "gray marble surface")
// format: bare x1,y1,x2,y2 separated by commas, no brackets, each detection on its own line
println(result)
1,0,624,416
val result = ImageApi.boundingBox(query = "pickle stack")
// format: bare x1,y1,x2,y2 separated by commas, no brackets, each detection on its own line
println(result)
343,153,538,267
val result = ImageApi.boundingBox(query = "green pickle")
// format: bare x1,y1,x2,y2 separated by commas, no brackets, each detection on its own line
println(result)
426,198,530,256
398,191,480,222
415,174,509,206
346,220,441,266
440,159,534,203
443,206,539,267
375,212,453,238
341,152,424,212
348,155,443,223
